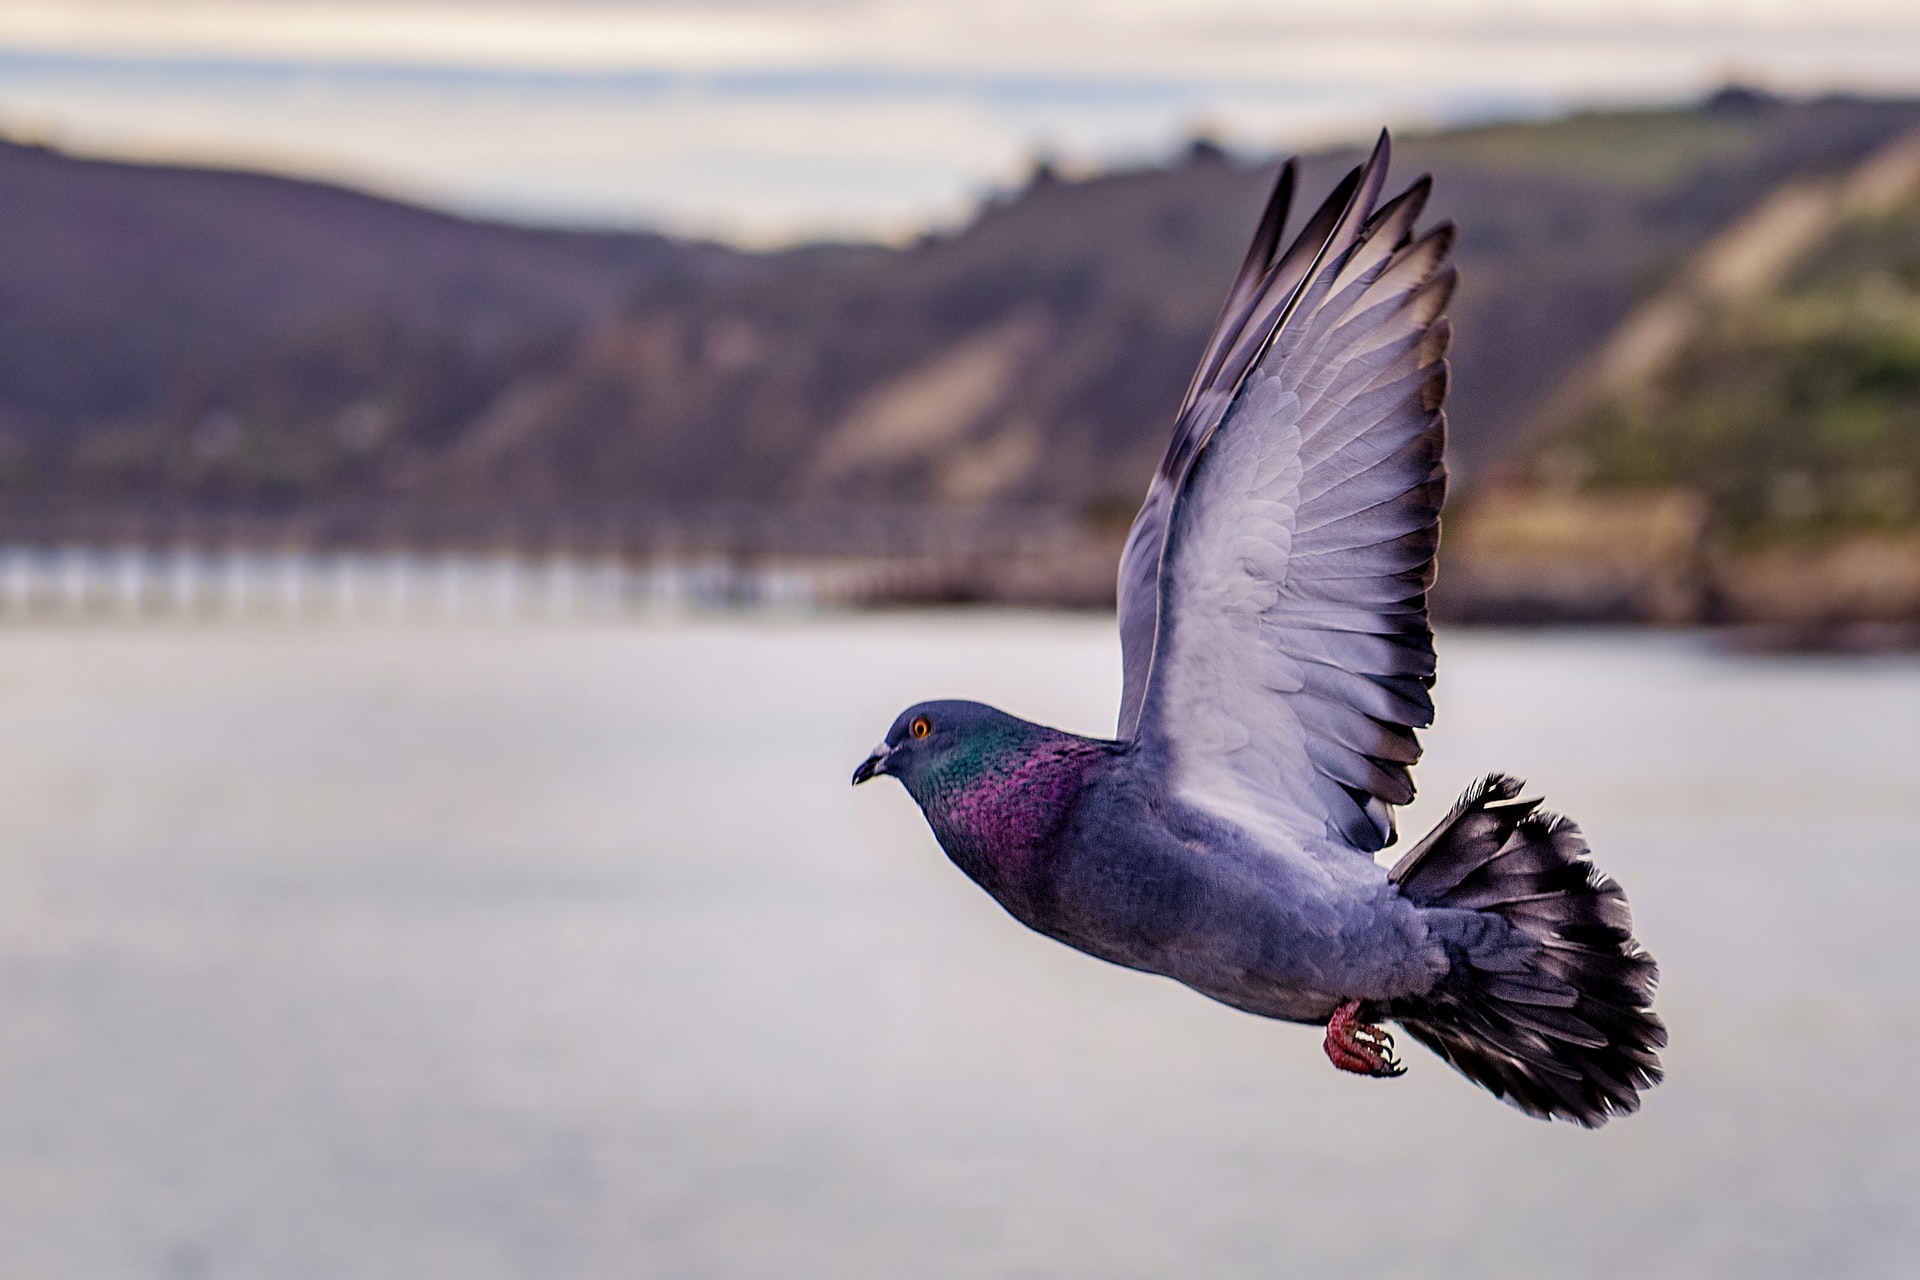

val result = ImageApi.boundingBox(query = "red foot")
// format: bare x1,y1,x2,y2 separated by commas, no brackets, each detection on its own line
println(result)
1323,1000,1406,1078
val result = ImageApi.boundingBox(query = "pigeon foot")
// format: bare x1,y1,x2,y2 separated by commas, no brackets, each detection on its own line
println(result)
1324,999,1405,1077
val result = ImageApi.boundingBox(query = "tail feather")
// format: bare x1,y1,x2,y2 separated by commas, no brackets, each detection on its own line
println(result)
1387,774,1665,1127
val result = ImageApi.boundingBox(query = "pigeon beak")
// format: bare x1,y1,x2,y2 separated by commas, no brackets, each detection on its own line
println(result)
851,743,892,786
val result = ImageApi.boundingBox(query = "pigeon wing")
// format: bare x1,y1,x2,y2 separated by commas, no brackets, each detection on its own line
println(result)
1118,133,1455,854
1117,156,1349,735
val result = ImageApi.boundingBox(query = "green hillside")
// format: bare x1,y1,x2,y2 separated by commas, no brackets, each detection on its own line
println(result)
1557,182,1920,548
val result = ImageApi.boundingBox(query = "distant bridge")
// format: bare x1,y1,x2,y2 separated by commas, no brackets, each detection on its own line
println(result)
0,502,1123,619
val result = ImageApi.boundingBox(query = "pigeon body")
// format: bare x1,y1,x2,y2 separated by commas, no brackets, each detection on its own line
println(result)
854,135,1664,1126
870,701,1446,1024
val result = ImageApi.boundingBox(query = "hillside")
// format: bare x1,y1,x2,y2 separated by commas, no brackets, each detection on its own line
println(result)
1445,132,1920,634
4,89,1920,572
1562,162,1920,546
374,91,1920,517
0,138,779,426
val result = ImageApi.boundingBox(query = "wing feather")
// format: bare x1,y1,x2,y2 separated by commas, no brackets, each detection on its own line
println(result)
1116,152,1384,737
1120,133,1454,854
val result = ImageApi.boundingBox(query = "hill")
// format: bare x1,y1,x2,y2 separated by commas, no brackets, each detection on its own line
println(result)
1444,130,1920,636
0,137,775,428
4,89,1920,583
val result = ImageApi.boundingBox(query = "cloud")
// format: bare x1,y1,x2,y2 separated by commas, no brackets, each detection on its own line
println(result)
7,1,1920,76
2,1,1918,241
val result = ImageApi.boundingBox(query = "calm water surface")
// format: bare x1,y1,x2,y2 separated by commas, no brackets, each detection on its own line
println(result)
0,617,1914,1279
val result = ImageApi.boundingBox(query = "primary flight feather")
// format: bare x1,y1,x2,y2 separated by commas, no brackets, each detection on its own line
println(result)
852,132,1664,1126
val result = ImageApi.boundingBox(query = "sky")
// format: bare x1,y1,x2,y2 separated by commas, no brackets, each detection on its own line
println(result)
5,1,1920,243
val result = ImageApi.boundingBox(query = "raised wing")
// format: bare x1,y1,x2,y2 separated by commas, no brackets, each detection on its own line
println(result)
1116,157,1356,735
1117,133,1455,853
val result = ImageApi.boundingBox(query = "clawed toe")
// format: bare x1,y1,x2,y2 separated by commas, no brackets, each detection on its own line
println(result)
1351,1024,1393,1052
1323,999,1406,1078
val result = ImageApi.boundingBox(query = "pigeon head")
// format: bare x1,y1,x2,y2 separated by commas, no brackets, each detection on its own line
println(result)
853,700,1111,896
850,699,1028,794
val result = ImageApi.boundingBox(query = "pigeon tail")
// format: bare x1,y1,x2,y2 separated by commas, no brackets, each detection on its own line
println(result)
1384,774,1665,1127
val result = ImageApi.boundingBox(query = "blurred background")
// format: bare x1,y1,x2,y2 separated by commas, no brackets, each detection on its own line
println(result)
1,3,1917,1277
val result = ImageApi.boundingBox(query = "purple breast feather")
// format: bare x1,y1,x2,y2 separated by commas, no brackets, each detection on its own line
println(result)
932,739,1105,877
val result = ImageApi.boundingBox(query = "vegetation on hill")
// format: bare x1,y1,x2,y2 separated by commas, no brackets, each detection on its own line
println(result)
1553,180,1920,549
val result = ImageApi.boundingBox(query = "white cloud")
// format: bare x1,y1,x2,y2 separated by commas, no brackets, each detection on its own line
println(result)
5,1,1919,74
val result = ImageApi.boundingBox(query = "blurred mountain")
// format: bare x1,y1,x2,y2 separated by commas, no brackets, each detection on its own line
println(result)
0,137,825,507
1546,136,1920,545
1444,126,1920,637
4,89,1920,552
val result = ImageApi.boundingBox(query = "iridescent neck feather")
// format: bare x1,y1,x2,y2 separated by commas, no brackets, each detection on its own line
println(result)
908,725,1109,886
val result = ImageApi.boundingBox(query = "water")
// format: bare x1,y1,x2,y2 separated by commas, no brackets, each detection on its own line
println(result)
0,617,1914,1279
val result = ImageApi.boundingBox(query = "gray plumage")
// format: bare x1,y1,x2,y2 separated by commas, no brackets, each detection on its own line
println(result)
855,134,1664,1127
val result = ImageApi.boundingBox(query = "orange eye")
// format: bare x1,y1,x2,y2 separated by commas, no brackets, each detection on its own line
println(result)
909,716,932,739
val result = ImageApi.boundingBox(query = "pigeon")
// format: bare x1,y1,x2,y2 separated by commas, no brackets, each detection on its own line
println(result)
852,132,1664,1126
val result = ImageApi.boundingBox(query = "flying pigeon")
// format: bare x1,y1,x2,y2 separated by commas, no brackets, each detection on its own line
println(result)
852,133,1664,1126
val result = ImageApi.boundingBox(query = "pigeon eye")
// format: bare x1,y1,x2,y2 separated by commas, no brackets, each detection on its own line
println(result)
910,716,932,739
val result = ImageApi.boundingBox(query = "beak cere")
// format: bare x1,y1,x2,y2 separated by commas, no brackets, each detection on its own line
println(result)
851,743,891,786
